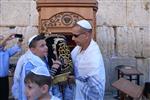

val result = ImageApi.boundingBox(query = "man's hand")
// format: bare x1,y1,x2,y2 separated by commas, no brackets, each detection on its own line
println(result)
51,59,62,69
1,34,15,47
6,34,16,41
67,75,75,83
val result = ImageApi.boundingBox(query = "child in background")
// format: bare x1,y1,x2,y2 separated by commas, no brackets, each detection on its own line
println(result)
24,66,60,100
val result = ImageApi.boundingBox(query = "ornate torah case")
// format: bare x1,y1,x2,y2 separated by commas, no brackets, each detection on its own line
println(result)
37,0,98,84
46,34,73,84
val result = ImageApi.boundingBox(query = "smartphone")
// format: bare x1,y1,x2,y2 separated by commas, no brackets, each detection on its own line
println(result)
14,34,23,38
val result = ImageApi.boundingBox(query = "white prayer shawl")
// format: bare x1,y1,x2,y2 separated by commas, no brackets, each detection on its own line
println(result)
71,39,106,100
12,50,47,100
51,95,60,100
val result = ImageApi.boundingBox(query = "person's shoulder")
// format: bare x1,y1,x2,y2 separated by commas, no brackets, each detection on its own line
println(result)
91,39,98,46
88,39,98,49
71,45,80,53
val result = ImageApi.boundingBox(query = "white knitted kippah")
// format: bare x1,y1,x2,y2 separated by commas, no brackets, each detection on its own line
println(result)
31,67,50,76
28,35,38,46
77,19,92,29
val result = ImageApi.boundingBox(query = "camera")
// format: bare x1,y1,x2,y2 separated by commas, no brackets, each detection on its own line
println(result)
14,34,23,38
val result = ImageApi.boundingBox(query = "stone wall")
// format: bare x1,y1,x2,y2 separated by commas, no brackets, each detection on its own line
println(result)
0,0,150,93
96,0,150,92
0,0,38,63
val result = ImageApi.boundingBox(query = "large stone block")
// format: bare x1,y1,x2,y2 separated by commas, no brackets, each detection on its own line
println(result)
96,0,126,26
103,57,113,92
96,26,115,57
142,27,150,58
116,27,136,57
126,0,150,26
0,1,31,26
116,26,150,57
29,1,39,26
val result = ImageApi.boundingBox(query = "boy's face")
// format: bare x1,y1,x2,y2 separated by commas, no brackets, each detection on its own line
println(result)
25,81,43,100
31,40,48,58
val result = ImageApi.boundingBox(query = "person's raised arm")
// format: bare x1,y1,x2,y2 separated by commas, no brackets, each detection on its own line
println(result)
1,34,15,48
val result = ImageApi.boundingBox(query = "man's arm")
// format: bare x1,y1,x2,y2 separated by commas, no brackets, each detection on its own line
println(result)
7,44,22,56
1,34,15,48
6,35,23,56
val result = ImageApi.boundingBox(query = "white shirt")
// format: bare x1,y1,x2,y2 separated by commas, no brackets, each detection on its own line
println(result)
51,95,60,100
71,39,106,100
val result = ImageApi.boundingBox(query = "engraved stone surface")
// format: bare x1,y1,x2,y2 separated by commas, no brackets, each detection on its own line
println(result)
126,0,150,26
29,1,39,26
96,26,115,57
1,1,30,26
117,27,150,57
96,0,126,26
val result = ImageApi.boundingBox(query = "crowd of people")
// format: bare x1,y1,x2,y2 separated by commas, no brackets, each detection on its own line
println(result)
0,20,106,100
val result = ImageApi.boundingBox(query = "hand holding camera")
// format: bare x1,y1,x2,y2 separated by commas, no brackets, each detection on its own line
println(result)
9,29,24,44
9,29,23,42
9,34,23,47
14,34,23,38
14,34,23,43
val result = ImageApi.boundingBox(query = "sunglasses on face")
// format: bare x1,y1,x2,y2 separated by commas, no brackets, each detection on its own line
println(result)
72,33,84,38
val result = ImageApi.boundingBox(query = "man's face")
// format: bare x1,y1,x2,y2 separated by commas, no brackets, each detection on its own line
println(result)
25,81,43,100
31,40,48,58
72,26,87,47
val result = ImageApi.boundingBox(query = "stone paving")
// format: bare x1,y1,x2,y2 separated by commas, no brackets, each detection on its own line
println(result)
104,96,116,100
104,92,116,100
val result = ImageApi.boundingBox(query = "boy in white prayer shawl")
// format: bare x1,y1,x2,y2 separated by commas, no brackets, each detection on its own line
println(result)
24,66,60,100
70,20,106,100
12,34,61,100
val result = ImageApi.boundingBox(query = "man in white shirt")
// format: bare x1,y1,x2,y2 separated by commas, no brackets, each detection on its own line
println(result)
71,20,106,100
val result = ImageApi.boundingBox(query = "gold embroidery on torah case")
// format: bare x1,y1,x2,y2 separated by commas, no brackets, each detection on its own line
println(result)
46,34,74,84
